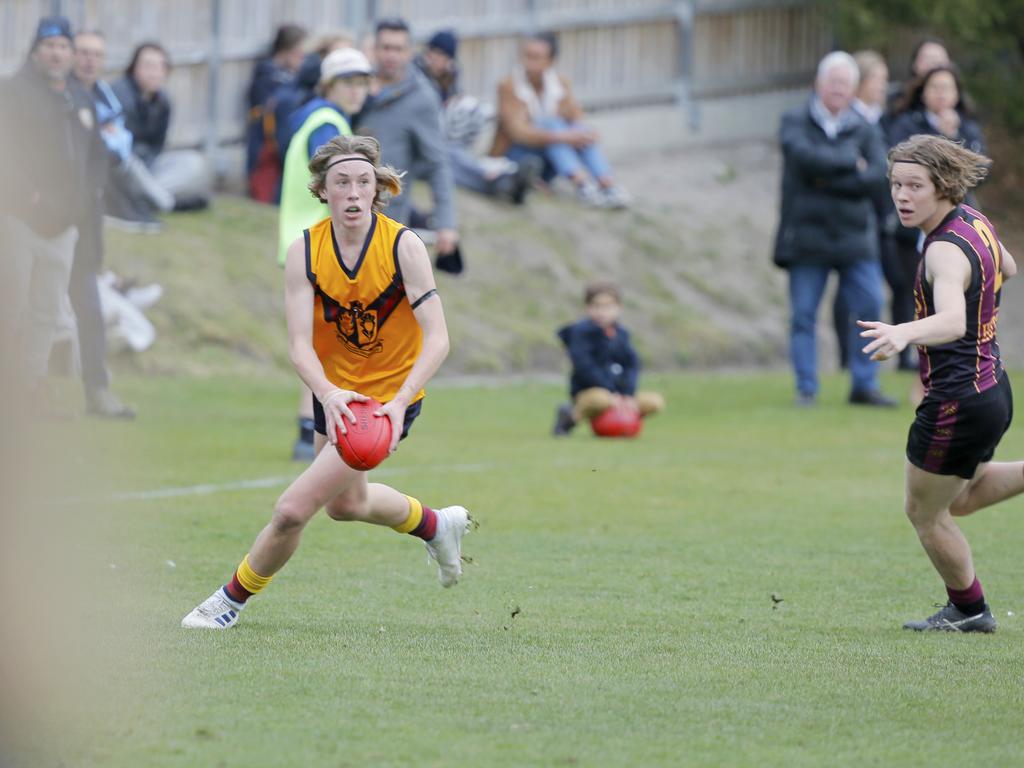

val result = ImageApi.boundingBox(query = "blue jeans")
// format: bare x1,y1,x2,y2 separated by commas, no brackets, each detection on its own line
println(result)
789,260,884,396
506,116,611,182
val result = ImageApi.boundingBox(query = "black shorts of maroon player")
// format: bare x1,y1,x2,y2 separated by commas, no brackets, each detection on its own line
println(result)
906,374,1013,479
313,396,423,440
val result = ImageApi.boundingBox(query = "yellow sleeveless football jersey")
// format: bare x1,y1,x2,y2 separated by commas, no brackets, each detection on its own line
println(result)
304,213,424,404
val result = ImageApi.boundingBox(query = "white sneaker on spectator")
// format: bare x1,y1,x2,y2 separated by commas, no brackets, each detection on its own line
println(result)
479,156,517,177
124,283,164,310
98,280,157,352
600,185,632,210
576,181,604,207
425,506,471,587
181,588,244,629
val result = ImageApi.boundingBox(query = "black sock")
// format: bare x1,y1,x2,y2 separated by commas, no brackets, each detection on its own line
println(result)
298,417,315,444
953,596,988,616
946,578,987,616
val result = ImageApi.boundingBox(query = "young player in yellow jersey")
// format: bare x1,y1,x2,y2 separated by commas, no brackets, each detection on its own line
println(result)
182,135,470,629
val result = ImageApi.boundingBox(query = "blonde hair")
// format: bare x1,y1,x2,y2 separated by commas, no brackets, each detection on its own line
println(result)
312,30,355,58
307,134,403,212
852,50,886,83
888,134,990,204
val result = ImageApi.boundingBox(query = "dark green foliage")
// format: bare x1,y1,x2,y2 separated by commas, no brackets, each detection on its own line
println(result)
828,0,1024,132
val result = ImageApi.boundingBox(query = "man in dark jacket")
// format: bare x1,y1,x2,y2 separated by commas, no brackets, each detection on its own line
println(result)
0,17,101,403
773,51,896,408
415,30,537,205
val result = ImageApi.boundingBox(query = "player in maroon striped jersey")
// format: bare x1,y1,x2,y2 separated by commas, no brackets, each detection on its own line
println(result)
859,134,1021,632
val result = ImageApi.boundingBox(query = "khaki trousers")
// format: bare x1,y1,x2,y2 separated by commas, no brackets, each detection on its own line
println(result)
573,387,665,421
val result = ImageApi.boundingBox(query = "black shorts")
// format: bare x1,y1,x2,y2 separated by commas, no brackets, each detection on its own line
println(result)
906,374,1013,479
313,396,423,440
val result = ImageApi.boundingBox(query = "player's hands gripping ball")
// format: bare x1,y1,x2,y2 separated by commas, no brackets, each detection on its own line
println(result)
334,398,392,470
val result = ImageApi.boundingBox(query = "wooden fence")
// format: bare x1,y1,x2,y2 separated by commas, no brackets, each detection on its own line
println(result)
1,0,830,163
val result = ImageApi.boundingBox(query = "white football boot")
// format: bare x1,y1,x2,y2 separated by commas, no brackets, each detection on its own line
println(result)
181,587,244,629
424,506,471,588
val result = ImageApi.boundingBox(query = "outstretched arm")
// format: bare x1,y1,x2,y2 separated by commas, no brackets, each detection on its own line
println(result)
858,241,971,361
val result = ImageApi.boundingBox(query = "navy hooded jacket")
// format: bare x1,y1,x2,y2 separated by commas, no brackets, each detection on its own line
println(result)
557,318,640,398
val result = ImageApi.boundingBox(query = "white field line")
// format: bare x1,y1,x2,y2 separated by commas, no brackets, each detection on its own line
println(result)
101,462,497,503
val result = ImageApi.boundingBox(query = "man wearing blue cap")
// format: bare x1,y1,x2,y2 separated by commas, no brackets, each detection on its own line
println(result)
0,16,106,412
416,29,538,207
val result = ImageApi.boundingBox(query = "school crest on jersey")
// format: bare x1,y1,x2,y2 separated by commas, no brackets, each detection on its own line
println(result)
334,300,382,357
317,277,406,358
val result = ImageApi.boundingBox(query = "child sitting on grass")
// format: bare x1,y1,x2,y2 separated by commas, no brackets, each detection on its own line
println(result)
553,279,664,435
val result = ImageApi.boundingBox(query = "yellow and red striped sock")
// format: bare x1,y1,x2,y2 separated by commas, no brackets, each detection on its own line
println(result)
224,554,273,603
392,495,437,541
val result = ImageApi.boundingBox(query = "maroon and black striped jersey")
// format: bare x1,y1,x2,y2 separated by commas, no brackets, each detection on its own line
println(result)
915,204,1005,398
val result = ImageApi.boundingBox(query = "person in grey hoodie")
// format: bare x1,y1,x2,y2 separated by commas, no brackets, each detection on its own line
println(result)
357,18,462,273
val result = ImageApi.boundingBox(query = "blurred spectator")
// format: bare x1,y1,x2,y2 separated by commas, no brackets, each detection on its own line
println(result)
357,18,463,273
419,31,458,101
74,32,172,233
70,29,135,417
0,17,100,410
851,49,917,371
772,52,895,408
415,29,539,205
888,66,984,154
278,47,371,461
73,31,132,163
278,47,371,265
246,24,307,202
851,50,889,131
833,49,890,370
112,42,212,217
490,32,629,209
552,280,664,436
909,38,951,79
272,32,354,183
889,38,951,116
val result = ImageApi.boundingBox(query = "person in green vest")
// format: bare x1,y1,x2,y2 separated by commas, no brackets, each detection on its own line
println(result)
279,47,372,461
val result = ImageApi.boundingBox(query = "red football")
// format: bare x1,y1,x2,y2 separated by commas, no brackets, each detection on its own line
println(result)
590,404,642,438
335,399,392,470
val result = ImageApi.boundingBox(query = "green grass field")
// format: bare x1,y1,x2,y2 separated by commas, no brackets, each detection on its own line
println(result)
19,371,1024,767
